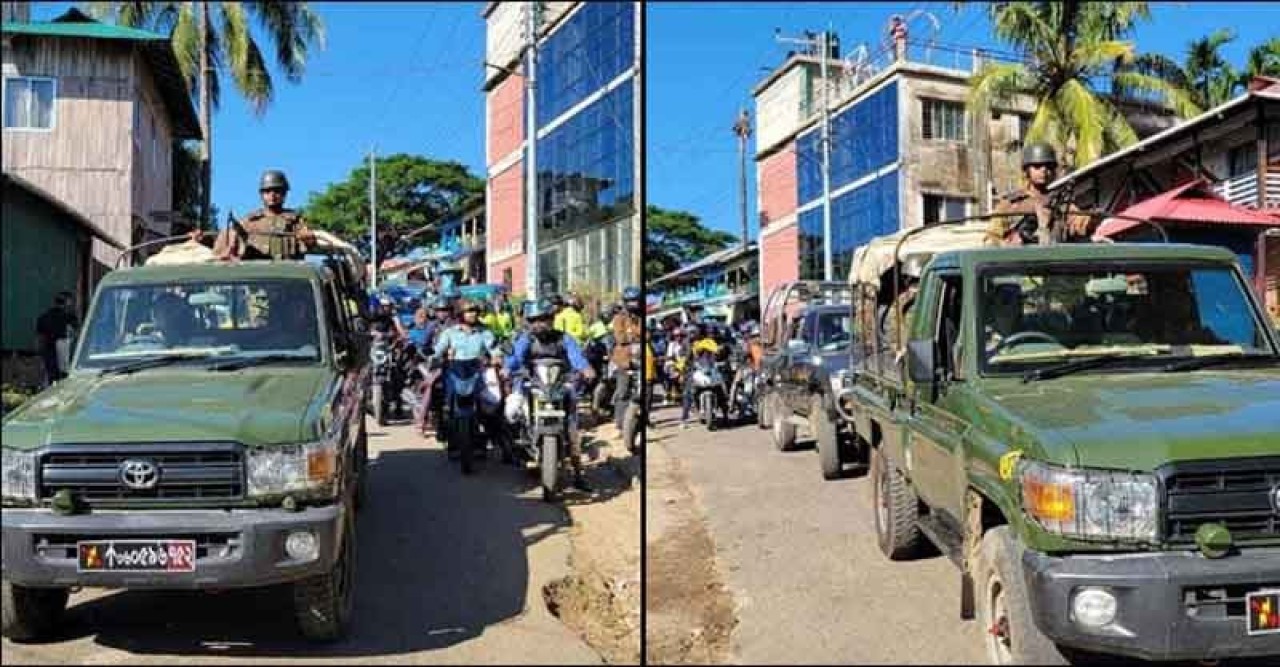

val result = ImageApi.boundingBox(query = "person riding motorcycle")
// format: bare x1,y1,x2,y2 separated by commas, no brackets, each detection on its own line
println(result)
609,286,645,427
433,299,498,458
681,324,722,429
505,300,595,491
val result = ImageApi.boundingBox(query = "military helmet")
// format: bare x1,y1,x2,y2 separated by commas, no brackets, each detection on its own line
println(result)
1021,142,1058,168
259,170,290,192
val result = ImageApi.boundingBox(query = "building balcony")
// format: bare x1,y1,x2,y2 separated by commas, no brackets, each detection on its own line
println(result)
1213,171,1280,209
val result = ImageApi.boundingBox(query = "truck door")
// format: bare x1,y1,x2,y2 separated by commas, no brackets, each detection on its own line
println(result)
783,313,811,413
906,271,969,521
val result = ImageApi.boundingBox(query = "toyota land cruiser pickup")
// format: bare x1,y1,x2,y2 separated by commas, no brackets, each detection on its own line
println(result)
843,238,1280,663
2,256,371,643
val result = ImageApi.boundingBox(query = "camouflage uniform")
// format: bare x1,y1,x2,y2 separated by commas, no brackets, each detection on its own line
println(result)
213,208,316,260
985,142,1092,247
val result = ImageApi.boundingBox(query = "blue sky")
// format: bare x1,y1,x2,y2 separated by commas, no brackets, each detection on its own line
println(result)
32,2,486,227
647,1,1280,239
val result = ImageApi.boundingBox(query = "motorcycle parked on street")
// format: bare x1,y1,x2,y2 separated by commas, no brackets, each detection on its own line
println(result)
369,329,395,425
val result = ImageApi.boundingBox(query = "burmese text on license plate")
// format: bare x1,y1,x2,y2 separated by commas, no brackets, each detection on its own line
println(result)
77,540,196,573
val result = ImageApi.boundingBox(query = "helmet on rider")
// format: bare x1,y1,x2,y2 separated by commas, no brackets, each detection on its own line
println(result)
621,286,641,314
460,299,481,324
525,299,555,336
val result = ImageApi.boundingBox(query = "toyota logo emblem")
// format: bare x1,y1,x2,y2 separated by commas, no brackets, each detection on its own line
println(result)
119,459,160,490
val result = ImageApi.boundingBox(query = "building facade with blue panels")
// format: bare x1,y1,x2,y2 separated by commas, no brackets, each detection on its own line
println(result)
794,81,902,280
530,1,637,295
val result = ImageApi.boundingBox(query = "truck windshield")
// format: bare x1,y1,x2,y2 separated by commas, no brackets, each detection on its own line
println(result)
815,312,853,351
979,264,1275,374
76,279,322,370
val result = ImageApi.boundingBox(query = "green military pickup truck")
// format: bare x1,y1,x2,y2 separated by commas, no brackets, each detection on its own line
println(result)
842,231,1280,663
1,251,371,643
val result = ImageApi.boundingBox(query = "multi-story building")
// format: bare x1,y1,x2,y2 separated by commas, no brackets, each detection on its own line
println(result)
753,33,1035,303
2,7,200,280
483,1,640,299
647,242,759,329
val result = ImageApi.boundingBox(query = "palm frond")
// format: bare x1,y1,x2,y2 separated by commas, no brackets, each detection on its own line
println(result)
1056,79,1108,166
1071,39,1135,71
218,2,271,115
1111,70,1202,117
246,1,326,83
1244,37,1280,79
1025,98,1062,151
967,62,1031,117
990,3,1057,56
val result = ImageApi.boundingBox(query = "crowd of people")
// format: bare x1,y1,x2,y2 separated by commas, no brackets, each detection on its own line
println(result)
648,316,763,429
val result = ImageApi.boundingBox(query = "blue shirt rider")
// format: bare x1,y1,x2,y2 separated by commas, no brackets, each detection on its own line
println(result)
505,298,595,491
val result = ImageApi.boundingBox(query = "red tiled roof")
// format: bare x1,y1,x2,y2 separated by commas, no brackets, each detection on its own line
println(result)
1096,178,1280,238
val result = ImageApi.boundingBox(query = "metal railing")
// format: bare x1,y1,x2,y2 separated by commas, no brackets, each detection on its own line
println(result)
1213,171,1280,208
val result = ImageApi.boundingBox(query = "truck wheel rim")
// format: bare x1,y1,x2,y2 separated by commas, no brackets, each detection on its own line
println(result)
985,578,1013,664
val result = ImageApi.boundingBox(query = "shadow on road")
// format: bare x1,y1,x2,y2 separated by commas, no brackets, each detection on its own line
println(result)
42,443,576,659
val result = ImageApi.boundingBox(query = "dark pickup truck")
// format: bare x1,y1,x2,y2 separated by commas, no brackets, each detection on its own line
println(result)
759,281,862,480
842,225,1280,664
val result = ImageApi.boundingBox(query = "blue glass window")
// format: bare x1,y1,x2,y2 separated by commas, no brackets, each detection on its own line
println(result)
798,171,899,280
536,83,634,246
797,82,899,206
537,1,634,127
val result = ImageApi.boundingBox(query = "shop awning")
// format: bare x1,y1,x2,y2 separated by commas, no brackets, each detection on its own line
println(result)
1096,179,1280,238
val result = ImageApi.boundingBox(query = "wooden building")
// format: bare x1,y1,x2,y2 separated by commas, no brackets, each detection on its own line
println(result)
2,7,200,282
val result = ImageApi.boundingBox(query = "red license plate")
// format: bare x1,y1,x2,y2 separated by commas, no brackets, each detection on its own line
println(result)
76,540,196,573
1247,589,1280,636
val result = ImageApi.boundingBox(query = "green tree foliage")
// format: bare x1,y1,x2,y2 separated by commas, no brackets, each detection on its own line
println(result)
644,205,737,282
1123,31,1280,110
171,141,216,232
960,2,1199,169
301,154,484,263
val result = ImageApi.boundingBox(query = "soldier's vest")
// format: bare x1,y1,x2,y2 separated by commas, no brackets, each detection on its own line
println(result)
529,331,567,361
243,209,304,259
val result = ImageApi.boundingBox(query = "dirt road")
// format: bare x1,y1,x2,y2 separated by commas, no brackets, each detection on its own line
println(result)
645,406,986,665
2,419,621,665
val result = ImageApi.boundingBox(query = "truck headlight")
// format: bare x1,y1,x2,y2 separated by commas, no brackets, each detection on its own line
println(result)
1,448,37,503
1019,460,1158,542
246,440,338,498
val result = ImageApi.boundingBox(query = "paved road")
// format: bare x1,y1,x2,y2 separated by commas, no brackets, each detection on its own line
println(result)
648,405,987,665
2,420,602,665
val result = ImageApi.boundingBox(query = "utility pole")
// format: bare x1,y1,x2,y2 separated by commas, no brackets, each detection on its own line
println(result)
369,147,378,290
733,109,752,250
524,1,541,302
776,28,834,280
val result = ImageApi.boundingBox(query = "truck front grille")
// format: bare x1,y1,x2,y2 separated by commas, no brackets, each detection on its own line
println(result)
38,443,245,505
1158,457,1280,543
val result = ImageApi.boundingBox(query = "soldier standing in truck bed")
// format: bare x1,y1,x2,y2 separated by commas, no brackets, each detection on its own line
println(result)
212,170,316,260
986,143,1092,247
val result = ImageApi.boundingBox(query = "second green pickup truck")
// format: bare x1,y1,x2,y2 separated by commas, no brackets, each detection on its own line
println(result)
841,229,1280,664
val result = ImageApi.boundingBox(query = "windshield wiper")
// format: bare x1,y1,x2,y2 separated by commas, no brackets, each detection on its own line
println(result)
1160,353,1280,373
208,354,310,372
1022,354,1145,383
99,353,212,376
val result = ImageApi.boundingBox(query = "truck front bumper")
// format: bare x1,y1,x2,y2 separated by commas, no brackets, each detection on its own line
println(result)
1023,546,1280,661
1,505,344,590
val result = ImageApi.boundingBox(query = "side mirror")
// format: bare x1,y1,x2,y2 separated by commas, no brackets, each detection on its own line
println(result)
905,339,936,385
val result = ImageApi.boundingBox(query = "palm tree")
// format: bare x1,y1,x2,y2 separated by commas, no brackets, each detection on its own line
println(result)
86,2,326,228
962,2,1199,170
1243,37,1280,81
1122,32,1280,113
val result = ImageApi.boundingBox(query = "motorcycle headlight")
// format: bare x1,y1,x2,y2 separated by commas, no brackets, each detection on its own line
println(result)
1,448,37,503
535,364,561,387
829,370,849,395
246,440,338,499
1019,460,1158,542
371,349,389,365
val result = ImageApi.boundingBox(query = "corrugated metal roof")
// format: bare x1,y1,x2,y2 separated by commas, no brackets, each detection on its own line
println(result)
3,9,201,139
651,242,756,286
1096,179,1280,237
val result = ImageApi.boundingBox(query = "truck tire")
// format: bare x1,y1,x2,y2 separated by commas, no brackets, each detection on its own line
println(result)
871,445,924,559
354,416,370,511
811,394,843,480
976,526,1071,665
292,507,355,642
771,396,796,452
1,581,67,642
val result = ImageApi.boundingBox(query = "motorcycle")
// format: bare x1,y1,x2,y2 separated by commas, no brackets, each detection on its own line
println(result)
585,335,613,420
690,351,729,431
512,358,574,501
369,328,394,425
439,357,486,475
728,349,758,423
